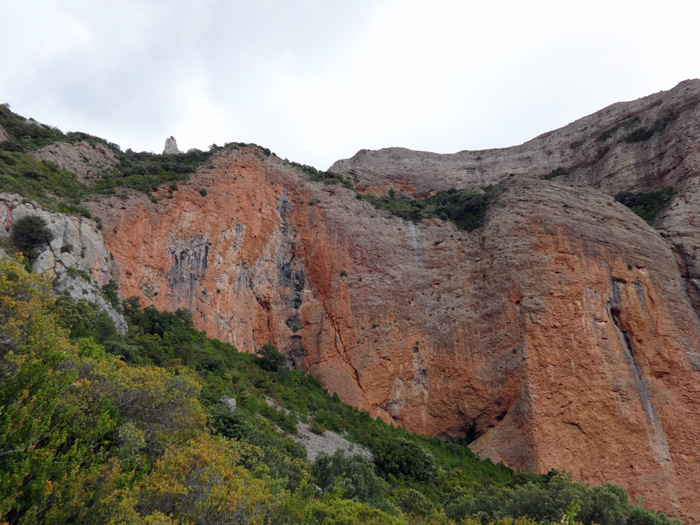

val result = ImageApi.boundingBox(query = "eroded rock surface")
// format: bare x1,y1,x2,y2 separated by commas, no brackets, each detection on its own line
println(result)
330,79,700,198
79,81,700,522
163,136,180,154
29,141,118,184
0,193,126,332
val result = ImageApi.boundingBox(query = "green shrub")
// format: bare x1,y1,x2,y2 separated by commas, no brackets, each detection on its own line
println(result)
51,295,117,343
10,215,53,258
614,187,674,225
259,343,286,372
444,474,681,525
302,498,406,525
597,117,640,142
101,279,120,309
390,487,434,517
623,111,678,143
280,412,299,434
544,166,570,180
360,187,491,231
290,161,354,190
371,437,436,482
208,403,253,440
313,451,388,508
314,409,343,433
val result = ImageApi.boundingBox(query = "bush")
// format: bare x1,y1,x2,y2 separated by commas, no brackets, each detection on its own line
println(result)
443,474,682,525
360,187,491,231
372,437,436,482
614,187,674,225
313,451,388,508
390,487,434,517
208,403,253,440
132,434,280,523
259,343,286,372
303,498,405,525
622,111,678,144
101,279,120,309
10,215,54,258
314,409,343,433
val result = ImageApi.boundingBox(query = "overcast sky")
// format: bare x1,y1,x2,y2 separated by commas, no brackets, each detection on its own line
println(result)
1,0,699,169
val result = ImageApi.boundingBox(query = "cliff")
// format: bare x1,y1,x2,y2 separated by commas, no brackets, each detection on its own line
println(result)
3,80,700,521
0,193,126,332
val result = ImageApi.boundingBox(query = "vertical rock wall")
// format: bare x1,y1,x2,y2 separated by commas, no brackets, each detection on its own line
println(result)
92,146,700,521
79,80,700,521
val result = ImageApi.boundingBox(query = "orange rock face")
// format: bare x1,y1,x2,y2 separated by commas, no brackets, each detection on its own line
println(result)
92,83,700,522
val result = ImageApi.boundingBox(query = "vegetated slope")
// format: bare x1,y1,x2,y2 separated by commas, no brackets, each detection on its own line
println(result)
2,81,700,522
0,102,236,212
0,256,681,524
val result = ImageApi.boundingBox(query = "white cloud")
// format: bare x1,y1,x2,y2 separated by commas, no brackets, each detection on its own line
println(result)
1,0,699,168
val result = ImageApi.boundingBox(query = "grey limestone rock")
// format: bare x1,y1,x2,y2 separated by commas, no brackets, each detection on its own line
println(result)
163,136,181,154
221,396,237,411
0,193,127,333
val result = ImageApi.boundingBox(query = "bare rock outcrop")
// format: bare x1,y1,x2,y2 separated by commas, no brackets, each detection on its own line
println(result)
90,149,305,355
87,137,700,520
330,79,700,198
52,80,700,521
292,422,373,462
29,141,118,184
163,136,180,154
0,124,9,142
0,193,126,332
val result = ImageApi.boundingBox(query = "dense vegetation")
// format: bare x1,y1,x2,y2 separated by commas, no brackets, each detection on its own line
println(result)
0,254,681,524
0,104,225,212
288,160,493,232
9,215,54,259
287,162,355,191
614,187,674,225
360,188,492,232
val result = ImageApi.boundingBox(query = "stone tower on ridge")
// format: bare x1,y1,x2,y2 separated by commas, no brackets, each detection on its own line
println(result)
163,136,180,154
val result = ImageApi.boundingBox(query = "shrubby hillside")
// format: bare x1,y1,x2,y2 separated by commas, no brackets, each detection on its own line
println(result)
0,255,680,524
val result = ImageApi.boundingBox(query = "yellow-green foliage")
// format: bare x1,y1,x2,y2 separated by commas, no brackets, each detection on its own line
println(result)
0,256,684,524
0,258,207,523
303,497,408,525
128,434,281,524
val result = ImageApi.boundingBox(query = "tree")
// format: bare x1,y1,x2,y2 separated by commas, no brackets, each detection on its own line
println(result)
0,258,116,523
312,450,388,508
131,434,281,524
10,215,54,258
372,438,436,482
259,343,286,372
